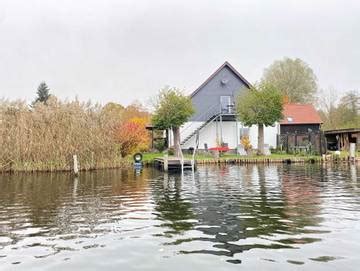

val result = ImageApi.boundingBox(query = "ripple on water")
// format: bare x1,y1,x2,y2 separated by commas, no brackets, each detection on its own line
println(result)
0,164,359,270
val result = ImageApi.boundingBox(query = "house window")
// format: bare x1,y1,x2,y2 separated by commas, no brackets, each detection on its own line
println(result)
220,96,231,113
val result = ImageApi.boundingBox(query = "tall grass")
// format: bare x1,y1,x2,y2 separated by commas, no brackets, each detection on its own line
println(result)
0,97,127,172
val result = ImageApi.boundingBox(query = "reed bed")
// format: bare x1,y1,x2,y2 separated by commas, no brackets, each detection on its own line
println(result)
0,97,128,172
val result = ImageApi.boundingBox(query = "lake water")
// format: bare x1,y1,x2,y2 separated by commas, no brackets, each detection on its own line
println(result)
0,164,359,270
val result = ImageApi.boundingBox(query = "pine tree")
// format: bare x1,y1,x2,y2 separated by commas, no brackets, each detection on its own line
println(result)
34,82,51,104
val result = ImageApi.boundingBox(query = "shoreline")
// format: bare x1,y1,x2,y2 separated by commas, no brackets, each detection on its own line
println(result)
2,155,358,174
0,160,131,174
143,156,359,166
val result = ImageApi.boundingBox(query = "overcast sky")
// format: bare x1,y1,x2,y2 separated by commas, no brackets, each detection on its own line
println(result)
0,0,359,106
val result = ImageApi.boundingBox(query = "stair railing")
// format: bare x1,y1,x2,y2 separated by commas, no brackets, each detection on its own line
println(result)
191,130,199,171
177,141,184,173
181,111,222,146
180,103,220,136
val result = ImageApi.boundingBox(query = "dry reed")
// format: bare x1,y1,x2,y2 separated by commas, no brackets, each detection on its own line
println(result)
0,97,128,172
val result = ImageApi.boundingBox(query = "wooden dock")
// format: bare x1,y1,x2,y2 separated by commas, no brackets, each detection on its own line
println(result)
154,157,195,172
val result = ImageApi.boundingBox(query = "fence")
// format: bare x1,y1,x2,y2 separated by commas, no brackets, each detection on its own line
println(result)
277,131,326,155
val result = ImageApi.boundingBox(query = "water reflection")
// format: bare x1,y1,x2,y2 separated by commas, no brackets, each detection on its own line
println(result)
0,164,359,270
0,169,159,264
152,173,195,235
157,165,326,260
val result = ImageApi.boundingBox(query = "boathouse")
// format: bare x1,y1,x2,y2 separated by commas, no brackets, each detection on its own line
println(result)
277,103,325,154
279,103,322,134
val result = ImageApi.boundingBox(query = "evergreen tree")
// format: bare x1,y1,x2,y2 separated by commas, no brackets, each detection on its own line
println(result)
34,82,51,104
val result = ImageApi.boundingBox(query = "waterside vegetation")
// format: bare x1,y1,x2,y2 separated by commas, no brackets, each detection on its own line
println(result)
1,57,358,173
141,151,358,166
0,88,150,173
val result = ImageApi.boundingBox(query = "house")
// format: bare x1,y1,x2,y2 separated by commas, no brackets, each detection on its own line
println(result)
280,103,322,134
178,61,278,151
278,103,325,154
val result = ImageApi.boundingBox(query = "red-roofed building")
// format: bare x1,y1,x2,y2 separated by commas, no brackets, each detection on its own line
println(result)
280,104,322,134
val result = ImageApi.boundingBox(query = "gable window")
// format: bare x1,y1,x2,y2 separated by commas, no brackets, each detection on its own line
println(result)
220,96,232,113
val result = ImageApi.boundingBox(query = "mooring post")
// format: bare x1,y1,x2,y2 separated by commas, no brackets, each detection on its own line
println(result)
164,154,168,172
350,143,356,161
73,154,79,176
91,152,94,170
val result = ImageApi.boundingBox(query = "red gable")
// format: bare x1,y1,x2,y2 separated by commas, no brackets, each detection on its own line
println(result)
280,103,322,125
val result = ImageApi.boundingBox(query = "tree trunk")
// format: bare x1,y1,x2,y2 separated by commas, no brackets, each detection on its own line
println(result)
258,123,264,155
172,126,181,157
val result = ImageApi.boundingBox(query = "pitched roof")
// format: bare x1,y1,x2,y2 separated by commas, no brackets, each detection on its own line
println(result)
280,103,322,125
190,61,252,98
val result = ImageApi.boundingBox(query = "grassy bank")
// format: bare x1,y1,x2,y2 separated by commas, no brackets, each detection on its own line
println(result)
144,151,360,164
142,152,323,164
1,158,132,173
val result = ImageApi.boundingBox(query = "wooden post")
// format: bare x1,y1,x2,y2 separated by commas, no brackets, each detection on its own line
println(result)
73,155,79,176
91,152,94,170
9,161,14,174
350,143,356,161
286,134,289,153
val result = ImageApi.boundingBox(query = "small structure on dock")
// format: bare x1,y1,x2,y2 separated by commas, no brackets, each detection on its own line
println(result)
154,157,195,172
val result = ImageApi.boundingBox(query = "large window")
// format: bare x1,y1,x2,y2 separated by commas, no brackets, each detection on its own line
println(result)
220,96,231,113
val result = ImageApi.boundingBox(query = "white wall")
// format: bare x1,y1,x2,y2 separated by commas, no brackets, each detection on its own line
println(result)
248,124,278,149
180,121,278,150
180,121,204,140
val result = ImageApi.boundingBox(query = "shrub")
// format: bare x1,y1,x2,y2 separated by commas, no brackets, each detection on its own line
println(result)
154,139,166,152
240,136,252,153
114,118,149,157
167,147,175,156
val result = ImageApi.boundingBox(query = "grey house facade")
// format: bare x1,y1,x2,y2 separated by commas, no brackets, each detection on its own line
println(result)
190,62,251,121
178,62,279,150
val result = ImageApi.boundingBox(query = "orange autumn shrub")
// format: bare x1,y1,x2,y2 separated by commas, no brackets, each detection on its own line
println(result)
115,118,149,157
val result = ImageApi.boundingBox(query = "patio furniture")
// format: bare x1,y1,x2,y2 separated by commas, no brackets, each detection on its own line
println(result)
209,146,230,158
